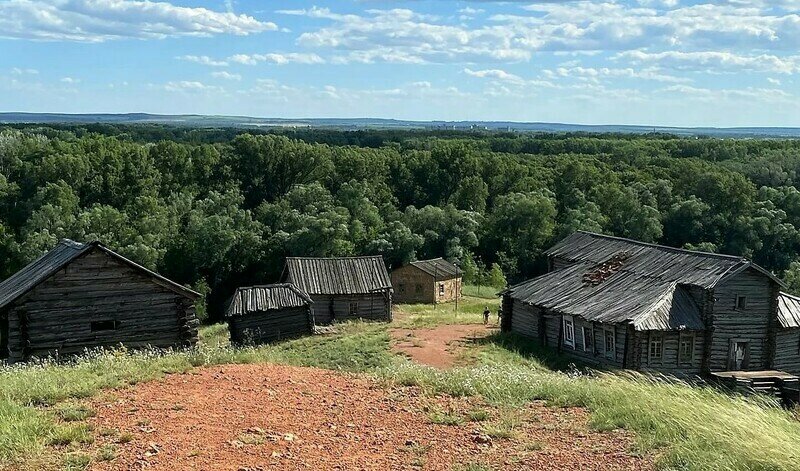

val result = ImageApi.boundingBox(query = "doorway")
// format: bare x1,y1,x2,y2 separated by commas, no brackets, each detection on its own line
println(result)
728,341,749,370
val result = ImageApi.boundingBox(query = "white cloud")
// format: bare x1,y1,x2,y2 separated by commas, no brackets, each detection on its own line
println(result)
545,66,691,83
178,55,229,67
617,50,800,74
464,68,525,84
228,53,325,65
0,0,277,42
163,81,223,93
211,71,241,81
11,68,39,75
60,77,80,83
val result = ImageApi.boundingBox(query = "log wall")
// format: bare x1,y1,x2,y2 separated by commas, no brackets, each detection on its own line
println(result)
391,265,461,304
309,292,391,324
635,330,704,376
4,249,198,362
709,269,773,371
774,329,800,375
229,306,313,345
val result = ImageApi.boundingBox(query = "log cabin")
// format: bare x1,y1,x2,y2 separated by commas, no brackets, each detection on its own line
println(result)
226,284,314,345
502,231,800,379
282,256,392,324
0,239,200,363
391,258,462,304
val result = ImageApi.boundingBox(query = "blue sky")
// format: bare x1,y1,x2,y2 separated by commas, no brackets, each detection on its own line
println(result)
1,0,799,126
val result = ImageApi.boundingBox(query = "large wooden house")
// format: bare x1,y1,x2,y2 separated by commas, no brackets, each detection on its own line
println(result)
502,231,800,377
226,284,314,345
282,256,392,324
391,258,462,304
0,239,200,363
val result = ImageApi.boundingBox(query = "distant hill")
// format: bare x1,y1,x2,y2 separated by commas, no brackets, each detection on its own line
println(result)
2,112,800,138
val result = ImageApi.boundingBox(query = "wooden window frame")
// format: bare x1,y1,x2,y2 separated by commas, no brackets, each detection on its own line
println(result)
604,327,616,359
91,320,119,332
349,301,358,316
678,333,694,365
415,284,423,293
562,315,575,348
438,283,445,296
648,334,663,363
582,326,592,352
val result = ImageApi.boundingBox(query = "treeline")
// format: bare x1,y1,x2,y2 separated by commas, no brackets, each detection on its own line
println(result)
3,125,800,321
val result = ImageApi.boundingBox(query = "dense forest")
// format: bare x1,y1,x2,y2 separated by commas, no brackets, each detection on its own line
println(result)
2,124,800,321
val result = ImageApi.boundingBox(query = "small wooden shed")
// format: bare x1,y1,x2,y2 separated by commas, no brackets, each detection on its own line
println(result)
391,258,462,304
0,239,200,363
226,284,314,345
282,256,392,324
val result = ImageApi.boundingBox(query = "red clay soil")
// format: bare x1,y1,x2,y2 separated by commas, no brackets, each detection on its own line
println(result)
87,364,651,471
391,324,497,368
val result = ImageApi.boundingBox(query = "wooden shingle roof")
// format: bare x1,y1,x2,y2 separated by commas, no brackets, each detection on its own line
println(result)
283,256,392,296
408,258,461,279
0,239,199,310
546,231,782,289
778,292,800,329
226,284,312,317
507,261,704,331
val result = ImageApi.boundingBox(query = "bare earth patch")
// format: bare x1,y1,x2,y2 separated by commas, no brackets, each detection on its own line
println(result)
391,324,497,368
86,364,650,470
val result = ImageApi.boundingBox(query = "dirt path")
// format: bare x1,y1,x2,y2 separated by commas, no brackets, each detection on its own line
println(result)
86,364,650,470
391,323,497,368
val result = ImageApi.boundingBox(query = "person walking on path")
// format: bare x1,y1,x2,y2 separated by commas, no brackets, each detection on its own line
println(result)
483,306,491,325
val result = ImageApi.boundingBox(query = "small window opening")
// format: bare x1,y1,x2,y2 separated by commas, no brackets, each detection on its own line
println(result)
415,284,423,293
736,295,747,310
438,283,445,296
679,335,694,363
649,336,663,361
349,302,358,316
604,329,615,358
399,283,406,293
563,316,575,348
91,320,119,332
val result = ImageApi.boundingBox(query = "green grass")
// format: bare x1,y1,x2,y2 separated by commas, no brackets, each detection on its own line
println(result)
1,312,800,470
395,294,500,328
462,285,501,299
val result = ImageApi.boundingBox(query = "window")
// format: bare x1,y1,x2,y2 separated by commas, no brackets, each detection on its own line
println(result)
415,284,423,293
679,334,694,364
604,328,615,358
349,302,358,316
649,335,663,362
736,295,747,310
582,326,593,352
562,315,575,348
91,320,118,332
439,283,445,296
399,283,406,293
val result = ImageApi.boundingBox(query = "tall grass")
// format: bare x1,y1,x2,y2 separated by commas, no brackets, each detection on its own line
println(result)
461,285,500,300
3,319,800,470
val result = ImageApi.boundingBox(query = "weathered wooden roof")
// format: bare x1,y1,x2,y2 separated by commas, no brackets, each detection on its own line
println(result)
226,284,312,317
408,258,461,279
283,256,392,295
777,292,800,329
0,239,199,310
546,231,782,289
507,261,704,331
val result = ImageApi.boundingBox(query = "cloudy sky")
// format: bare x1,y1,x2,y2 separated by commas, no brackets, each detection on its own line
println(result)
1,0,799,126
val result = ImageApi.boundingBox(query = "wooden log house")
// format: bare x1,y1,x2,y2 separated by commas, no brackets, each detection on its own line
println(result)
391,258,462,304
502,231,800,378
226,284,314,345
0,239,200,363
282,256,392,324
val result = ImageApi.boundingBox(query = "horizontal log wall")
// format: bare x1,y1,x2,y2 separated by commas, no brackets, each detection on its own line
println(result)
773,329,800,375
310,293,391,324
509,300,541,339
636,330,704,376
709,269,772,371
6,249,197,361
229,306,312,345
392,266,434,304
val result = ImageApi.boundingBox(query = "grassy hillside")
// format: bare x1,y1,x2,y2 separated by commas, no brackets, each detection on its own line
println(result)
1,298,800,470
